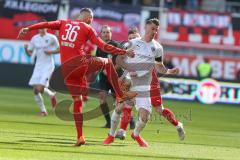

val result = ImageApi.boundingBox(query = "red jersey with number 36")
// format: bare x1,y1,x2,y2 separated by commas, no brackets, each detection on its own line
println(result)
28,19,126,63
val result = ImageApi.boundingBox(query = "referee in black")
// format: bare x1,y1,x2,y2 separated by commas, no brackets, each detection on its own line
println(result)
96,25,120,128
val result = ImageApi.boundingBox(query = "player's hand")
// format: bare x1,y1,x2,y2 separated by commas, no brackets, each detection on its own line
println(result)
24,44,28,49
102,69,107,75
126,49,135,58
167,67,181,75
17,28,29,39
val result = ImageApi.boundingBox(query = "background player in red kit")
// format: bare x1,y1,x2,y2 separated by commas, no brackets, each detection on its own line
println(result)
18,8,137,146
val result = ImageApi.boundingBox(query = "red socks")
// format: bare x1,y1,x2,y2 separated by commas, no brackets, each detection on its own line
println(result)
120,107,132,130
105,59,123,98
162,108,179,126
73,100,83,139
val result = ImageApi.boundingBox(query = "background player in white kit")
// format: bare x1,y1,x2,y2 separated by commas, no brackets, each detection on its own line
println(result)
103,18,185,147
24,28,59,116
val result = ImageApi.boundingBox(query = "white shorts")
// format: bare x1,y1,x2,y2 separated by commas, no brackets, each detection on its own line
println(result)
29,66,54,87
130,72,152,113
135,96,152,113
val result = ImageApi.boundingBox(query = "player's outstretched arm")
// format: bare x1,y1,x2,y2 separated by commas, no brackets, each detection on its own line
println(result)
17,28,29,39
44,47,60,55
89,27,135,57
155,62,180,75
17,21,61,39
23,44,33,56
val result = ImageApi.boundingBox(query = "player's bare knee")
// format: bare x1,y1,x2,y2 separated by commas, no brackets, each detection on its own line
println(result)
33,88,39,95
138,108,150,123
139,115,149,123
156,105,164,114
39,87,44,93
33,86,41,94
121,78,132,92
115,108,122,114
115,103,124,114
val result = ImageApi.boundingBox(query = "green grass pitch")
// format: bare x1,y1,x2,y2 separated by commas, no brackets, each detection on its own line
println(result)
0,86,240,160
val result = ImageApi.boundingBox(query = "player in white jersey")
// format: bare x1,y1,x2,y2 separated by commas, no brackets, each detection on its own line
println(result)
103,18,185,147
24,28,59,116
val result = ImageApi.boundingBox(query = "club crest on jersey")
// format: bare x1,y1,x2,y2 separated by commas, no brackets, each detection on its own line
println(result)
45,39,49,43
151,47,156,52
123,41,132,49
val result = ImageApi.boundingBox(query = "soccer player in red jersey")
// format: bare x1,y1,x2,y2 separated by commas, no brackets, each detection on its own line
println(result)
18,8,137,146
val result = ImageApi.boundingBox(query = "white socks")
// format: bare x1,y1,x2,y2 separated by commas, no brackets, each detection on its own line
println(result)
133,118,146,137
109,110,121,136
34,93,47,113
176,122,183,129
44,88,55,97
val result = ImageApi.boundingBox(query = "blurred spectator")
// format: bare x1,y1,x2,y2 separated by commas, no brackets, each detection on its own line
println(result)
126,27,139,40
197,58,212,80
176,0,187,9
165,0,174,8
102,0,118,3
141,0,159,6
164,57,174,69
102,0,132,4
201,0,225,12
187,0,198,10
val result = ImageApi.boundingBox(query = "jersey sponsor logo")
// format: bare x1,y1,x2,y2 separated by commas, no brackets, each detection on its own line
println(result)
151,47,156,52
61,41,75,48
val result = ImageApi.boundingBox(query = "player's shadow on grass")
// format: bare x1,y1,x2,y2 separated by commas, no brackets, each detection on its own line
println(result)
0,141,20,145
17,139,75,148
0,146,212,160
27,136,74,142
0,120,72,127
19,139,74,145
17,139,128,147
1,130,74,139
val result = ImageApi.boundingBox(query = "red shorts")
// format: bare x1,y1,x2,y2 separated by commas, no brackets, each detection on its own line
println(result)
61,55,111,98
61,56,90,97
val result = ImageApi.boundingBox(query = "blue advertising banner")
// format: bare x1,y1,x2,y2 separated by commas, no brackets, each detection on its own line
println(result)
162,78,240,104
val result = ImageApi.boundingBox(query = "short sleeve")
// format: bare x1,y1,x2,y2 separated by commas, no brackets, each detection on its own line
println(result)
122,41,132,49
51,35,59,49
155,44,163,58
122,39,136,49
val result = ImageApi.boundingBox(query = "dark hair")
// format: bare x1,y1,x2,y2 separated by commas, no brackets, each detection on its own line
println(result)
146,18,159,26
80,8,92,14
128,27,139,35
